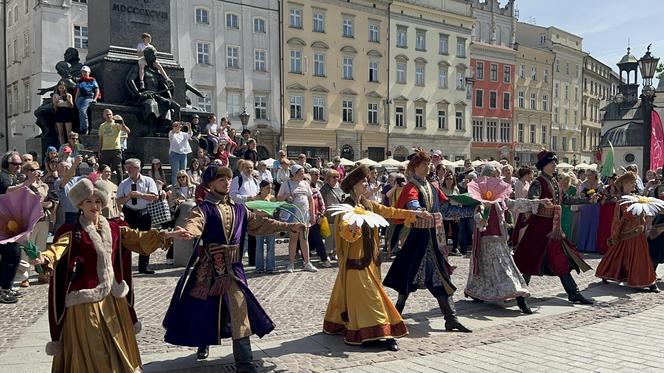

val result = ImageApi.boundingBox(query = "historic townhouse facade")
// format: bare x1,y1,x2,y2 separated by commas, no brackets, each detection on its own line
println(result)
580,55,612,164
173,0,281,157
517,22,585,164
468,0,517,161
281,0,389,162
387,0,473,161
513,44,554,166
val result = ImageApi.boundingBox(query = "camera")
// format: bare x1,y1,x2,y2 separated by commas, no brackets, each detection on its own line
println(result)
182,125,189,132
396,177,406,186
79,150,96,164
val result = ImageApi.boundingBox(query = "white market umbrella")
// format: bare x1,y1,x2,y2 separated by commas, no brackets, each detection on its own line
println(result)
339,158,355,166
379,157,403,167
471,160,484,167
357,157,379,166
588,163,598,170
402,160,410,166
557,162,574,169
453,160,466,168
442,159,456,166
575,163,591,170
262,158,276,168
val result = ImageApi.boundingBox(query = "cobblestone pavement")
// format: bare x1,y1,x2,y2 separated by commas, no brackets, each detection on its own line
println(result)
2,243,662,372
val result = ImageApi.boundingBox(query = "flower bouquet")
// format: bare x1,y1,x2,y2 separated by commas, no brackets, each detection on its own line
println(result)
0,187,45,272
467,176,513,221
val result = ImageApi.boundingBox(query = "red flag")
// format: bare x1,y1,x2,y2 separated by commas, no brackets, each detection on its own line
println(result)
651,110,664,170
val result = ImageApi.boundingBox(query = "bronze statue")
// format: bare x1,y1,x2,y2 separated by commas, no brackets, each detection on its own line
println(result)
126,45,180,135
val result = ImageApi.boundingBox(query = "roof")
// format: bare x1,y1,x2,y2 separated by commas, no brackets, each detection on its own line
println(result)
618,48,638,65
599,121,644,147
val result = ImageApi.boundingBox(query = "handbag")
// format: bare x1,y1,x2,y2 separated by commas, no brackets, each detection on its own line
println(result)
147,196,172,226
320,216,331,237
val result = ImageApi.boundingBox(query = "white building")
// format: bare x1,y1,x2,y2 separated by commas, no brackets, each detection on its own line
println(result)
4,0,281,155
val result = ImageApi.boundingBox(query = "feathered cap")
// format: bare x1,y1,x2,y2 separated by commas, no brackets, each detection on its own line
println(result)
69,178,109,208
340,164,370,194
536,150,558,171
614,171,637,191
202,164,233,185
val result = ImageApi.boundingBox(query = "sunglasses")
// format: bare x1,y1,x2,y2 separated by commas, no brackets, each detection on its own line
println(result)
26,168,39,172
9,162,22,166
178,176,187,179
69,137,79,140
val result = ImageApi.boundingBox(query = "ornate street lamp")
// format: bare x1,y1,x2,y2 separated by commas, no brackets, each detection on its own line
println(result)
639,45,660,176
239,107,250,131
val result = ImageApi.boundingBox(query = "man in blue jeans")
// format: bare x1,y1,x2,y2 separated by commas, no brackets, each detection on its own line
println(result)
74,65,99,134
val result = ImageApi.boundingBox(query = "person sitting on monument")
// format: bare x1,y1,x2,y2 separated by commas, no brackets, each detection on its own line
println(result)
126,45,180,134
137,32,171,91
53,81,75,146
74,66,100,135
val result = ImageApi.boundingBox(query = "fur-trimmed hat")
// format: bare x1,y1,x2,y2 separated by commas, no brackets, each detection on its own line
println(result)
536,150,558,171
69,178,109,208
407,150,432,172
614,171,637,191
340,164,370,194
202,164,233,185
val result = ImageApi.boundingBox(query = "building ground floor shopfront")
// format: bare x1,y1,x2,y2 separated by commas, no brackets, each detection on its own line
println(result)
388,134,471,162
283,127,387,163
470,142,514,163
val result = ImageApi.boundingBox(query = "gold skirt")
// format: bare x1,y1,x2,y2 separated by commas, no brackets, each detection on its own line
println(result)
52,295,142,373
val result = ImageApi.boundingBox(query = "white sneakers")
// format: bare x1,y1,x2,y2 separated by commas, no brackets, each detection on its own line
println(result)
286,263,294,273
286,262,319,273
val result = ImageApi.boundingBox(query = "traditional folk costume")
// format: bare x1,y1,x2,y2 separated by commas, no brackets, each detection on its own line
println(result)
596,186,618,255
383,152,471,333
162,166,296,372
513,151,594,305
323,166,417,351
596,173,659,291
648,214,664,273
465,198,539,313
43,178,170,373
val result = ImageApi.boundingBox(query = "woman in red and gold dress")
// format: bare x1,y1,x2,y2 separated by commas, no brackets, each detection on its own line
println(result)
596,172,659,292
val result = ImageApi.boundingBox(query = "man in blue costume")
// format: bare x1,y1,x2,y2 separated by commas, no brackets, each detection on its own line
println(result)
163,165,304,372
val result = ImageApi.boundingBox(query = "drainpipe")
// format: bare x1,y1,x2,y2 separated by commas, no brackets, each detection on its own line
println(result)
385,1,392,157
278,0,284,154
2,0,8,151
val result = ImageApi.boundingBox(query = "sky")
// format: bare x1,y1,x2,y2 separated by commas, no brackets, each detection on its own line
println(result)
515,0,664,87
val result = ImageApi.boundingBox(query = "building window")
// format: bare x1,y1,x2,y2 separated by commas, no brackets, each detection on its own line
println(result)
23,81,30,112
226,13,239,29
518,123,524,143
197,92,212,112
487,121,497,142
290,95,303,120
396,27,407,48
554,107,559,124
473,120,483,141
342,100,354,123
489,91,497,109
368,103,378,124
438,66,448,88
476,62,484,80
531,66,537,80
544,68,549,83
313,12,325,32
456,69,465,90
227,92,242,117
254,50,266,71
254,95,267,120
397,63,407,84
416,30,426,51
289,8,302,28
369,61,379,82
415,65,425,86
490,64,498,81
519,64,525,79
564,84,569,100
542,95,549,111
539,34,546,45
313,53,325,77
196,42,210,65
504,66,511,84
456,37,466,57
342,57,353,79
415,107,424,128
23,31,29,57
572,137,577,151
475,90,483,108
395,106,405,127
289,50,302,73
554,82,559,98
530,93,537,110
7,87,12,115
439,34,449,54
530,124,536,143
555,59,560,72
541,126,547,145
253,18,266,33
503,92,510,110
369,24,379,42
552,135,558,150
313,96,325,121
562,136,568,151
518,91,525,109
500,122,510,143
73,25,88,49
342,17,354,37
226,46,240,68
455,111,464,130
438,110,446,129
195,8,209,25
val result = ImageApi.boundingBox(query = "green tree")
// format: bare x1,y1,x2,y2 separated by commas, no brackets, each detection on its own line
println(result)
657,63,664,79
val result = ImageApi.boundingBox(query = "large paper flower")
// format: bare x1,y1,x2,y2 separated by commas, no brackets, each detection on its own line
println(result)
620,195,664,216
467,176,513,204
327,204,389,228
0,187,44,244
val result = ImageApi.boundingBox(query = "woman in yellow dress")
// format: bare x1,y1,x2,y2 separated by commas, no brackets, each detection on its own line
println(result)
32,178,190,373
323,165,429,351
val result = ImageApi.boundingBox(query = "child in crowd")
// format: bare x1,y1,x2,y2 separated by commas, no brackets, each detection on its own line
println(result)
136,32,171,90
255,180,277,273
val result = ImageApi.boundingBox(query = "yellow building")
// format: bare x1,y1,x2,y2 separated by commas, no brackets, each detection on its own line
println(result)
513,44,554,166
388,0,473,161
281,0,389,161
581,55,612,164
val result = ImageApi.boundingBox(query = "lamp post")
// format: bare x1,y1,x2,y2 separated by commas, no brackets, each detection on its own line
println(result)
239,107,250,131
639,45,660,177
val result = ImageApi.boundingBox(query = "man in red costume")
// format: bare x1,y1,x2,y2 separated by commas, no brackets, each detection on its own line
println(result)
513,150,595,304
